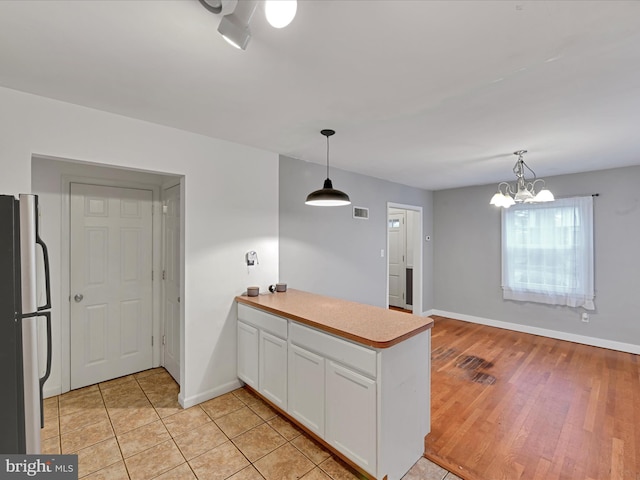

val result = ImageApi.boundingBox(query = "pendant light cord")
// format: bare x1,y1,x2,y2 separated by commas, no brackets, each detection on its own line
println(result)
326,135,330,179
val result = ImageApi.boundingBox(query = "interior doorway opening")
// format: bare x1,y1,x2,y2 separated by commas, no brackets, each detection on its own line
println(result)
386,203,423,316
31,156,184,396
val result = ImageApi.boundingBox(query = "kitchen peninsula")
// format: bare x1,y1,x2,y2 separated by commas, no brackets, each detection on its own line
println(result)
235,289,433,480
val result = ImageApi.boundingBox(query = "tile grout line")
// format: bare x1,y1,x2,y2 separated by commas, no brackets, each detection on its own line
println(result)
99,380,132,480
208,389,267,480
135,371,192,480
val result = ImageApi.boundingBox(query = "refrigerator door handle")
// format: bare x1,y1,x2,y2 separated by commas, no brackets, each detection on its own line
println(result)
21,310,52,429
35,200,51,312
39,311,52,428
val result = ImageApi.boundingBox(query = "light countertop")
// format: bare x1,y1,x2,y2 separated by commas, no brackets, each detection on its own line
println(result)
236,289,433,348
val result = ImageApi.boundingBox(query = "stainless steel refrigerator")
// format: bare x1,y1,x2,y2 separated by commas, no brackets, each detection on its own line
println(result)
0,194,52,454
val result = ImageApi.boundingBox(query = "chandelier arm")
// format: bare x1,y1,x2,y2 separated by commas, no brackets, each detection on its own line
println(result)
531,178,546,189
498,181,514,196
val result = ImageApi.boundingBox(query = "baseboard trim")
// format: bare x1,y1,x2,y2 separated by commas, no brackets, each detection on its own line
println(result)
179,378,243,409
426,309,640,355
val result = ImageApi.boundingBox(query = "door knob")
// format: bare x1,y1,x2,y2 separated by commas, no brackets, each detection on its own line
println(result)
74,294,84,303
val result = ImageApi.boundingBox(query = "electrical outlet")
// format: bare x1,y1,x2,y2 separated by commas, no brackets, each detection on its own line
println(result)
581,312,589,323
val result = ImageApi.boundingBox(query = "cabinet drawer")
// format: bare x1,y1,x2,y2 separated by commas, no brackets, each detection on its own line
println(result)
238,304,288,338
290,323,376,378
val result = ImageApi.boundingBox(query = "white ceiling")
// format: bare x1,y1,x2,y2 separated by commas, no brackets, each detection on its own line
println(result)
1,0,640,191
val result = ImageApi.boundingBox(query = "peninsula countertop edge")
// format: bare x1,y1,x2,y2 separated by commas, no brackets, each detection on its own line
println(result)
235,288,434,349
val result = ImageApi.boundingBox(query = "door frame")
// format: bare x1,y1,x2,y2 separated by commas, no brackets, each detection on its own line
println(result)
160,181,182,384
386,202,423,316
60,175,162,394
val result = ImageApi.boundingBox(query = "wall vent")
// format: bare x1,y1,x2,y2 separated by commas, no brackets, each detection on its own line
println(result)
353,206,369,220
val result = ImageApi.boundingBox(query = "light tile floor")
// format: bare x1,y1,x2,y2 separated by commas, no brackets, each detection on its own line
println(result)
41,368,460,480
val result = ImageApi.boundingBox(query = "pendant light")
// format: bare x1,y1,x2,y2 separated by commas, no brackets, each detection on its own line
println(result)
305,129,351,207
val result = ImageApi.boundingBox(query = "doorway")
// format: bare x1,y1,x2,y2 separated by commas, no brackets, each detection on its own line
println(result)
30,156,184,397
388,209,407,309
69,183,154,389
387,203,423,315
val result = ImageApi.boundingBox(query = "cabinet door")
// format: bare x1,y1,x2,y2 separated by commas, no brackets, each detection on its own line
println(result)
326,361,377,475
237,321,259,389
259,331,287,410
288,344,325,437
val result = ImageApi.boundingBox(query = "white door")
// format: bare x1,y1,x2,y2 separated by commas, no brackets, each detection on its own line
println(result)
70,183,153,389
162,185,180,383
388,211,406,308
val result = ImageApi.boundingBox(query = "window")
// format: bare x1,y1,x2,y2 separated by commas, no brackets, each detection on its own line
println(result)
501,196,595,310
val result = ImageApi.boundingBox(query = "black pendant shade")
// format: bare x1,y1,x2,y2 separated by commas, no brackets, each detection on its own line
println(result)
305,129,351,207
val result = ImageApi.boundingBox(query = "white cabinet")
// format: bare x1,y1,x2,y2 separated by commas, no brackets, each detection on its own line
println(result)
259,330,287,410
237,303,288,409
236,301,430,480
288,344,325,437
325,360,377,474
237,321,259,389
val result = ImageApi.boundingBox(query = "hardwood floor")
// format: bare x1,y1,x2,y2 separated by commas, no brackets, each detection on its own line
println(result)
389,306,412,314
425,316,640,480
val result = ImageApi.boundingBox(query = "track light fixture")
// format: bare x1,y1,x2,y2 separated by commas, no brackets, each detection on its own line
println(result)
199,0,297,50
305,129,351,207
490,150,554,208
217,0,257,50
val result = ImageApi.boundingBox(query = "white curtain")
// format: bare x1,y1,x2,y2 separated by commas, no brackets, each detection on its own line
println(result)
502,196,595,310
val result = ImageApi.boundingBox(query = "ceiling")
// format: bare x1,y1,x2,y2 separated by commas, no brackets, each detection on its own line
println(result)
1,0,640,191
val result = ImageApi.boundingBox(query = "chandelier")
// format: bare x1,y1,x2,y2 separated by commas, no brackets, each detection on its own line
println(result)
490,150,554,208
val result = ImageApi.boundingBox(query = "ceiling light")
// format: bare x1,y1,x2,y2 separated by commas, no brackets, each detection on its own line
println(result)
217,0,258,50
265,0,297,28
490,150,554,208
305,129,351,207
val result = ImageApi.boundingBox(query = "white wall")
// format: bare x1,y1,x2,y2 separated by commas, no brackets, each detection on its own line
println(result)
1,86,279,407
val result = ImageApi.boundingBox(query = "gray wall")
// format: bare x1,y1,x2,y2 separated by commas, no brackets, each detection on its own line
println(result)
433,165,640,346
279,155,434,310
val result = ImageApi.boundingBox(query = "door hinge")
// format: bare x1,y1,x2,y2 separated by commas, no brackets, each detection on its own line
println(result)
162,270,166,280
162,335,166,346
151,336,154,346
152,270,154,281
